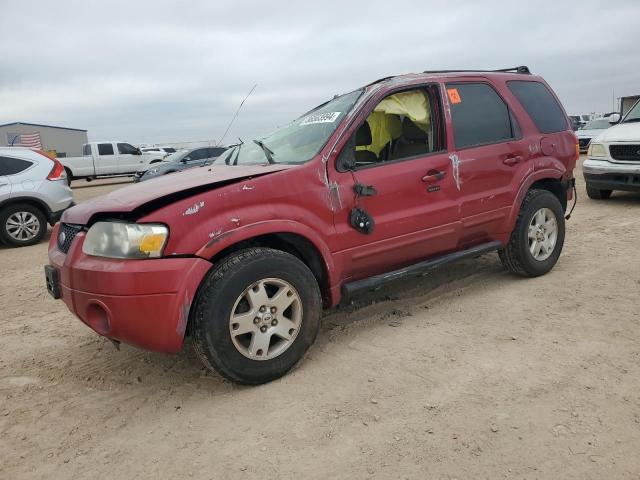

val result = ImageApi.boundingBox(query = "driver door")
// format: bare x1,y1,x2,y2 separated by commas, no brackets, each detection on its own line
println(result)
327,84,461,281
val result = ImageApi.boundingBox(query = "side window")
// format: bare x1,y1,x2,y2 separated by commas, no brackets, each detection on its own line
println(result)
507,81,568,133
186,149,205,161
349,85,445,168
0,156,34,175
97,143,114,156
117,143,138,155
82,144,92,156
446,83,515,149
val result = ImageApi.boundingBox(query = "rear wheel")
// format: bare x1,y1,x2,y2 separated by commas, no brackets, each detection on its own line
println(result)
0,203,47,247
191,248,322,384
499,189,565,277
586,185,612,200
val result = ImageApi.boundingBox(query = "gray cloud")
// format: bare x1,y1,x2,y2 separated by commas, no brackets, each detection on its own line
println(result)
1,0,639,144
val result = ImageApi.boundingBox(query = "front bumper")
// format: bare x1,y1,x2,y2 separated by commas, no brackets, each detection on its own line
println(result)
583,158,640,192
46,224,212,353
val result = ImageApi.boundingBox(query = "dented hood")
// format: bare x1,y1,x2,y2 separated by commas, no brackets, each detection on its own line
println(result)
62,164,294,225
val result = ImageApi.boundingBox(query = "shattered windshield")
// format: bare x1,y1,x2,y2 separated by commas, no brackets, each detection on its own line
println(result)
221,89,362,166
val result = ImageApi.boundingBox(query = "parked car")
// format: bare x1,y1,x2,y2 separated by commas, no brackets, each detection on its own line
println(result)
61,141,164,183
583,97,640,199
45,66,577,384
568,115,583,130
1,147,73,247
135,146,227,182
576,118,613,152
140,146,179,158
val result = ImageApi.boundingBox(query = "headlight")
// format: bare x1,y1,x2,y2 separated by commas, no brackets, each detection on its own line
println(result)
83,222,168,259
147,168,159,175
587,143,607,157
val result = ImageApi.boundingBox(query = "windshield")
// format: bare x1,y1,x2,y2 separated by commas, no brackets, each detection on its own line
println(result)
220,90,362,166
623,99,640,123
581,119,610,130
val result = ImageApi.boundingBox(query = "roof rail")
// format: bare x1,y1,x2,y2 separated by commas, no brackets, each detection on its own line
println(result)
422,66,531,75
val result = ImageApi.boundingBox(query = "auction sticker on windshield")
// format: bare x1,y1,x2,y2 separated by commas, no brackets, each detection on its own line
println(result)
300,112,341,125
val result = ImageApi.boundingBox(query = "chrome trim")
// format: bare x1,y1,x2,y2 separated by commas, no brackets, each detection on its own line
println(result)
583,158,640,175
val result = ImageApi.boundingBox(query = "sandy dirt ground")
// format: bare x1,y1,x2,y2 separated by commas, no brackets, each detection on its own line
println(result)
1,161,639,479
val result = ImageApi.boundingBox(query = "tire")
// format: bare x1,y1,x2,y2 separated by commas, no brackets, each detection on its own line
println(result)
499,189,565,277
64,167,73,186
586,185,612,200
0,203,47,247
191,247,322,385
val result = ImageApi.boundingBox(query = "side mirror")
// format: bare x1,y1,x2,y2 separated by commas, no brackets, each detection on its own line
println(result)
134,148,142,155
182,157,190,163
608,113,621,124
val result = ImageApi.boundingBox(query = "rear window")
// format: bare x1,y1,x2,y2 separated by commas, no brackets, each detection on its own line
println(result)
164,147,176,153
507,81,568,133
97,143,114,155
446,82,516,149
208,147,226,157
0,156,34,175
82,144,91,156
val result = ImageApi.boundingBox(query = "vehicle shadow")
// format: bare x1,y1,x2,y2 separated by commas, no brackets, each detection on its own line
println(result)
49,252,509,393
70,178,133,189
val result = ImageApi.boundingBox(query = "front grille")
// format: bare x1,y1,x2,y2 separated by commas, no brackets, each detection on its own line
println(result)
578,138,591,149
57,223,83,254
610,144,640,162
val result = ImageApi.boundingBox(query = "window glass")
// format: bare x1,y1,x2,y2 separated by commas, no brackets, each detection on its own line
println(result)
82,144,92,156
507,81,568,133
164,147,176,153
447,83,514,149
97,143,114,155
0,156,34,175
225,89,362,166
347,86,444,169
186,149,206,161
208,147,226,157
117,143,138,154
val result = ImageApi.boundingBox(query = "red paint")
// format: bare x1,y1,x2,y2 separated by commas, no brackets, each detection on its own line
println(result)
49,71,577,353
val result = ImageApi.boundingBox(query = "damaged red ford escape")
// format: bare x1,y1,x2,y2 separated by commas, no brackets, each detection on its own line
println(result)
46,66,578,384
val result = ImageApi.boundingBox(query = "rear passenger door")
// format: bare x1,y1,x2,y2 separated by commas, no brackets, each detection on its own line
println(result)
95,143,119,175
445,82,529,244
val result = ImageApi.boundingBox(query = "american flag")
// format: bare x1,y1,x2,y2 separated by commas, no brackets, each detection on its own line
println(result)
8,132,43,149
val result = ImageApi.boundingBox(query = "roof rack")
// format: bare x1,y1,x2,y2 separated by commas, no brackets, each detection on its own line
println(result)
422,66,531,75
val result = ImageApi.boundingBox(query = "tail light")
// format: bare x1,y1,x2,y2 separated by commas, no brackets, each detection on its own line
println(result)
35,149,67,181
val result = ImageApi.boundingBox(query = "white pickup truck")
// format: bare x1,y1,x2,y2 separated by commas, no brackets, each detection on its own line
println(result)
61,141,164,182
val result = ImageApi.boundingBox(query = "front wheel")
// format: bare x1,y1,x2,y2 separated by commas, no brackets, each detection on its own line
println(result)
191,248,322,385
499,189,565,277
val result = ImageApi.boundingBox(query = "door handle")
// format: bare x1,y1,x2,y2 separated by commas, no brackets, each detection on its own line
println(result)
503,155,522,166
422,170,446,182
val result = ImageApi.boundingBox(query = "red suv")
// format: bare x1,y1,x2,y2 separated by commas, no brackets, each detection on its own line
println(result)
45,67,578,384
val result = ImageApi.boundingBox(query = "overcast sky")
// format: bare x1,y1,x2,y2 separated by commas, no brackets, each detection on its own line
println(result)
1,0,639,145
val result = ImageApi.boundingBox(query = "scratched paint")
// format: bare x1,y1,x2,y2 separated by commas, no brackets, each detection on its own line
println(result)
208,228,223,239
183,201,205,216
449,154,461,190
241,184,254,191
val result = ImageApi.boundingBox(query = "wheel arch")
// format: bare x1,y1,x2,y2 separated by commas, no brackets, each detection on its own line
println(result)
207,231,334,308
504,169,566,235
0,196,50,220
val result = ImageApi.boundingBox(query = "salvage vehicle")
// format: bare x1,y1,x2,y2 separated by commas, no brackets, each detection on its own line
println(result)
583,97,640,199
61,141,164,184
1,147,73,247
45,66,578,384
135,146,227,182
140,146,178,157
576,118,614,152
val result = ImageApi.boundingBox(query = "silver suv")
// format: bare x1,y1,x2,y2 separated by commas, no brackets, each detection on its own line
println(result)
0,147,74,247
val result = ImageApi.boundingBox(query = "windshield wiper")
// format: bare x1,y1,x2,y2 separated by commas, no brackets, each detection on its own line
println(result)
623,118,640,123
226,138,243,166
253,139,275,164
